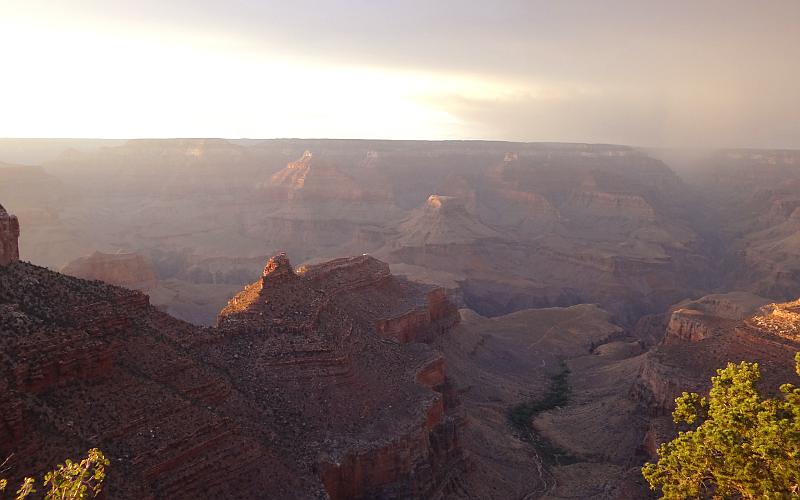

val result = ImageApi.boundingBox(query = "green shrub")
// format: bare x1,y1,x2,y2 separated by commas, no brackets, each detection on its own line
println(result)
508,362,576,464
643,353,800,498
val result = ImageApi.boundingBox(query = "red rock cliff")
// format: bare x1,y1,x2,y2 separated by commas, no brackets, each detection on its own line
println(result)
1,250,465,498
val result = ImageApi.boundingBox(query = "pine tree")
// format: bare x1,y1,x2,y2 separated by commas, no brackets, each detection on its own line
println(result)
643,353,800,498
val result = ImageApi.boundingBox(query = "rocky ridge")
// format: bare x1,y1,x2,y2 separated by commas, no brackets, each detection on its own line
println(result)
633,292,800,458
0,245,464,498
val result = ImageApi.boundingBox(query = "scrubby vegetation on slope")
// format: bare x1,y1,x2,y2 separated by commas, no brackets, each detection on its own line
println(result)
508,363,577,465
1,449,108,500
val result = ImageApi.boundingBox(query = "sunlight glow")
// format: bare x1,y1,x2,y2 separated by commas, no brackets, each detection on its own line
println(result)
0,12,526,139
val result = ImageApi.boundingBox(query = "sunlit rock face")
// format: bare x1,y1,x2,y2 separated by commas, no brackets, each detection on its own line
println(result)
266,150,391,204
634,292,799,416
0,203,20,266
392,195,501,246
663,291,771,344
629,291,800,465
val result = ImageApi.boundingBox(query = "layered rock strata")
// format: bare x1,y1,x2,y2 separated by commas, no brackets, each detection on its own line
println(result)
633,293,800,460
0,250,464,498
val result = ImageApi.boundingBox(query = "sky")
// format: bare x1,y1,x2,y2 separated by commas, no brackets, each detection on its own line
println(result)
1,0,799,148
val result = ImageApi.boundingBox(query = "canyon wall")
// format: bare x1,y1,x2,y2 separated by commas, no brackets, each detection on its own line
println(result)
0,203,19,266
1,242,464,498
632,291,800,462
0,140,723,326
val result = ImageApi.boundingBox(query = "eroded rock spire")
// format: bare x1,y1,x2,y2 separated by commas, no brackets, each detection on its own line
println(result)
0,203,20,266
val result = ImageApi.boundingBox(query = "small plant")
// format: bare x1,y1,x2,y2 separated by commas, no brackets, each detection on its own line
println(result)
1,449,109,500
642,353,800,498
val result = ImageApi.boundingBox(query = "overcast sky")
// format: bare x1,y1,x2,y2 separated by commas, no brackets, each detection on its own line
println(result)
1,0,798,147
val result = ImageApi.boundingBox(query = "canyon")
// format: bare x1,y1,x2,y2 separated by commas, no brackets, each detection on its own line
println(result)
1,140,800,498
1,140,715,325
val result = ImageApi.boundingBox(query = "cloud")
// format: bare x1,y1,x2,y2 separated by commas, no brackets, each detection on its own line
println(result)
1,1,798,146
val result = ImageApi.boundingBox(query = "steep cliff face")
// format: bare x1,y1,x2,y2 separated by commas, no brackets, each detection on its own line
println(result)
663,292,770,344
266,150,391,203
0,248,465,498
0,204,19,266
634,293,799,420
565,190,657,220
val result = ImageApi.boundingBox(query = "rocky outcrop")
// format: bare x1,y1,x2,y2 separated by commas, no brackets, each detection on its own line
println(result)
266,150,391,203
214,252,465,498
664,292,770,343
375,288,460,343
0,203,19,266
634,293,799,416
220,253,460,343
664,309,717,342
392,195,501,247
749,299,800,340
1,249,464,498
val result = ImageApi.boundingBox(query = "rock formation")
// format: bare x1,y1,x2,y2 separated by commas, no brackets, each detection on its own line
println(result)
0,203,19,265
391,195,501,247
662,292,770,344
3,140,800,497
633,293,800,457
377,147,708,324
266,150,388,204
0,248,464,498
2,140,727,324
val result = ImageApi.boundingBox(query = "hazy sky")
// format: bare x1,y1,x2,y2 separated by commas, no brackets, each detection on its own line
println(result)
1,0,799,147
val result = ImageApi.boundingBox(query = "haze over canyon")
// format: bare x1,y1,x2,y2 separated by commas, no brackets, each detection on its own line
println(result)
1,138,799,498
2,1,800,498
